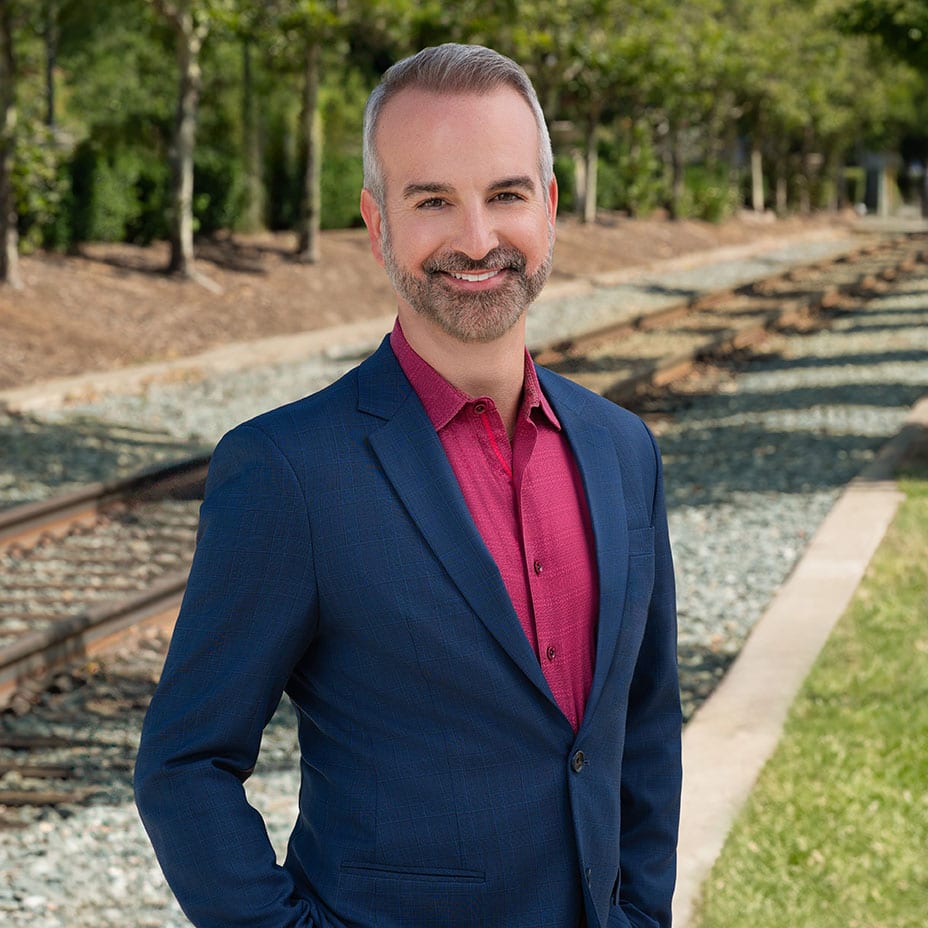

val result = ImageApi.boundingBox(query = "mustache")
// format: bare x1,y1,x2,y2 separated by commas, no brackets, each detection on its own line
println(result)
424,246,527,276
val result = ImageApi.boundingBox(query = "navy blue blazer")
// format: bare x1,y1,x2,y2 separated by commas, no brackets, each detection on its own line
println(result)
135,336,681,928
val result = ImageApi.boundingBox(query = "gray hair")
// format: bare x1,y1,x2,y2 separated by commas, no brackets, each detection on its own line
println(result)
362,43,554,207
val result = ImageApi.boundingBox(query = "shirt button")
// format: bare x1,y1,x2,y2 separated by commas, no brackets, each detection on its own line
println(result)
473,402,487,415
546,645,556,661
571,750,585,773
533,560,543,575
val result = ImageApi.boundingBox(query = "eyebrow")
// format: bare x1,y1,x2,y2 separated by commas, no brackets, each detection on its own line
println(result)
489,176,536,195
402,182,454,200
401,175,538,200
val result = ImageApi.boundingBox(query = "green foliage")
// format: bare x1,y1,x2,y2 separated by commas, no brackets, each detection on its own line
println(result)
11,121,69,252
5,0,928,252
320,151,363,229
194,148,245,236
678,165,741,223
69,140,169,244
552,155,576,214
837,0,928,71
606,121,668,218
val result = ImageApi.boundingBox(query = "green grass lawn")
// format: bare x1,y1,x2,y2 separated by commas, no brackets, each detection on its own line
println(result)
691,440,928,928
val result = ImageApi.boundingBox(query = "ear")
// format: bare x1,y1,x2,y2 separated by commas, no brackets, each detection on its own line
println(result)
546,175,559,228
360,188,386,268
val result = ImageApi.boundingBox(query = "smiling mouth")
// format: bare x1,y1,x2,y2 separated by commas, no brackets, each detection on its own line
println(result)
446,269,505,283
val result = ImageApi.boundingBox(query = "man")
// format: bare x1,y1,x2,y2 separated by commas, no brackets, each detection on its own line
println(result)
135,43,681,928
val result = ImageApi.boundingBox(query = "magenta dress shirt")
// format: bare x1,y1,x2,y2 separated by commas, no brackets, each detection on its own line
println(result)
390,321,598,731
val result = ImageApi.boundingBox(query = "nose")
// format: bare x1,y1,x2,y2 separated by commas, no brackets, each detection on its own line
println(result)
453,203,500,261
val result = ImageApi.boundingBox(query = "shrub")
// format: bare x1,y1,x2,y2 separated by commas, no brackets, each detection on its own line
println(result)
678,164,740,222
609,122,668,217
12,122,70,252
68,140,169,245
194,148,245,237
321,151,363,229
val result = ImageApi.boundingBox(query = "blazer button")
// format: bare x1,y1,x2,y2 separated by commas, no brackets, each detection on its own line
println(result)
571,750,585,773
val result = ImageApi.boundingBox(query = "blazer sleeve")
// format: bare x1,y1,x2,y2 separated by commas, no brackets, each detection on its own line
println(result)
617,428,682,928
134,423,321,928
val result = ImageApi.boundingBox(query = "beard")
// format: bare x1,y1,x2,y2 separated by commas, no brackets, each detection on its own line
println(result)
381,222,554,344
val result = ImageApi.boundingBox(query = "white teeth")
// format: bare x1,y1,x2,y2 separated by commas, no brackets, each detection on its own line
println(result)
449,269,499,282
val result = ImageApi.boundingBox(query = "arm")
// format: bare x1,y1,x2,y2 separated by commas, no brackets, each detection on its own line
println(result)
617,431,682,928
135,424,321,928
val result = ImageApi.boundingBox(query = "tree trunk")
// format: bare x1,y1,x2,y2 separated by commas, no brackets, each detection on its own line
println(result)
750,145,764,213
573,147,587,220
582,115,598,225
296,39,321,263
44,0,57,128
669,124,685,220
0,0,21,288
167,11,206,277
798,134,813,215
774,147,789,215
824,148,841,212
240,37,264,233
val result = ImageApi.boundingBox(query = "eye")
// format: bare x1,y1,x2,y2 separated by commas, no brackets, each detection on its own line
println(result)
416,197,447,210
492,191,525,203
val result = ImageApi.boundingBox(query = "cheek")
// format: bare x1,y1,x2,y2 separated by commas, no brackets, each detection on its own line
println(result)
515,216,554,264
389,217,448,267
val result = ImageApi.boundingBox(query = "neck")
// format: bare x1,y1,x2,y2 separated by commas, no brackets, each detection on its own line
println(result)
399,311,527,437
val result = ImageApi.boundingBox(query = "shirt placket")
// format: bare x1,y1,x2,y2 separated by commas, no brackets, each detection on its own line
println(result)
514,413,582,730
511,413,546,655
471,400,513,480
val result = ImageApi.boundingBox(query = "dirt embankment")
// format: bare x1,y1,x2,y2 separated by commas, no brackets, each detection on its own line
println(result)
0,212,853,391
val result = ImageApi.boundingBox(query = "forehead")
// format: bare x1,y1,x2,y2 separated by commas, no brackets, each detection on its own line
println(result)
374,86,541,190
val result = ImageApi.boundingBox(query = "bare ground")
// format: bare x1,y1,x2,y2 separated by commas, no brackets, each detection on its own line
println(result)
0,212,853,391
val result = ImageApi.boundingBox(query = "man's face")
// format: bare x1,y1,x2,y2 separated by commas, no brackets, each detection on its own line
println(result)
361,86,557,344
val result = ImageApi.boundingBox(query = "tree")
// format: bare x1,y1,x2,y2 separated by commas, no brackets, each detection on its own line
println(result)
265,0,406,262
259,1,347,263
150,0,215,280
838,0,928,69
41,0,57,128
723,0,920,216
0,0,20,287
507,1,651,223
210,1,270,233
642,0,736,219
838,0,928,212
239,35,264,231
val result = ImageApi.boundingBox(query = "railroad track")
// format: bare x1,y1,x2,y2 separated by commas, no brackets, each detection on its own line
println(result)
1,229,927,816
0,456,209,709
536,232,928,403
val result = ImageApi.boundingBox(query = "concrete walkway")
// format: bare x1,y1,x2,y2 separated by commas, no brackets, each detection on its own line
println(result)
672,393,928,927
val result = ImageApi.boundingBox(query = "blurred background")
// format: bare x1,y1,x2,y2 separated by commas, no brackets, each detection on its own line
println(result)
2,0,928,290
1,3,926,928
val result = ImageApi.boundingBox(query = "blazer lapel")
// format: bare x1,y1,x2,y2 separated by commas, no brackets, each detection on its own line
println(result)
538,370,631,727
360,340,558,708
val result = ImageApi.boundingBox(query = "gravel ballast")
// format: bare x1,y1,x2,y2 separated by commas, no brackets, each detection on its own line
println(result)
2,253,927,927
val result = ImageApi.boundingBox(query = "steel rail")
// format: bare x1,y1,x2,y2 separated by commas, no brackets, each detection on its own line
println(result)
0,453,210,552
0,571,187,704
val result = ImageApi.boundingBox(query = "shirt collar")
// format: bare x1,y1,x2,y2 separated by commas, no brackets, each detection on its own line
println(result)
389,318,561,432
